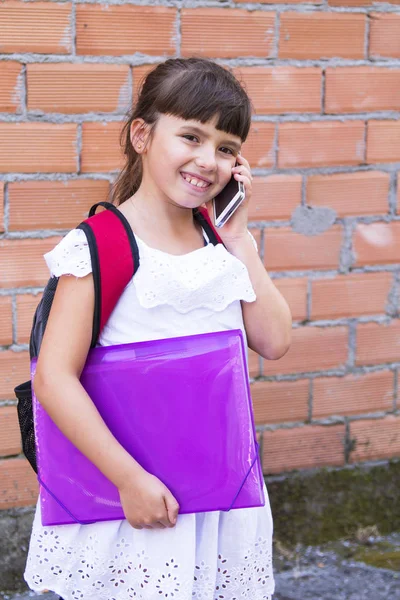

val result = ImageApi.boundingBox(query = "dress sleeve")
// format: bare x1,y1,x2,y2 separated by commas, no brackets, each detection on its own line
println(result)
44,229,92,278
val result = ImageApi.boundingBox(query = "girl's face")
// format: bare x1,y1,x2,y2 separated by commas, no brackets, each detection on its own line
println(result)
140,114,242,209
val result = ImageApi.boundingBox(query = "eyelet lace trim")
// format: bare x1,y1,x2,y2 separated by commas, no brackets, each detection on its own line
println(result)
44,229,91,278
43,229,257,314
25,530,273,599
133,239,256,314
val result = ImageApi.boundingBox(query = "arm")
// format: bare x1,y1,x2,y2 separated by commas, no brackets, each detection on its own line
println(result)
225,235,292,360
208,154,292,360
34,273,179,528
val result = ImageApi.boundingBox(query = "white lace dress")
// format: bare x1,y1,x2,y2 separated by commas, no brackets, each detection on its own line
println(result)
24,227,275,600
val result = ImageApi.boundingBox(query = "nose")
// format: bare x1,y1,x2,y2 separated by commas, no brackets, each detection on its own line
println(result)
195,146,217,172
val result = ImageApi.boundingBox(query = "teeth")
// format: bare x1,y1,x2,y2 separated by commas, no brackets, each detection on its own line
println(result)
183,174,208,188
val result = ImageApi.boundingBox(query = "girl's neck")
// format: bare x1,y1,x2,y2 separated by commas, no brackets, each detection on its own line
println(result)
118,188,205,256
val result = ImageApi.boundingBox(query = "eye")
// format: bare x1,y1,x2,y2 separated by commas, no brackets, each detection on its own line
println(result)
219,147,235,155
182,134,199,143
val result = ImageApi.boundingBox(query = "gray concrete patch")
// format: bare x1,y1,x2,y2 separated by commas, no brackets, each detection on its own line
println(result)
290,205,337,236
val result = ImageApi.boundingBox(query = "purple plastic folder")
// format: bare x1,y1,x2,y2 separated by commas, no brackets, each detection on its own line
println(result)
31,329,265,526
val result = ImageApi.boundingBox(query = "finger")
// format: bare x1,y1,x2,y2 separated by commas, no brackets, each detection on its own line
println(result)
232,165,252,181
235,153,251,170
145,522,166,529
233,173,252,191
164,493,180,527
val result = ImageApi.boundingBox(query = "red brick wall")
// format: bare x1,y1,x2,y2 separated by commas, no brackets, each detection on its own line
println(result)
1,0,400,509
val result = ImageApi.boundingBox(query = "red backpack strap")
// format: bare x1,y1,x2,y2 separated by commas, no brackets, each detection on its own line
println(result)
194,207,223,246
77,202,139,348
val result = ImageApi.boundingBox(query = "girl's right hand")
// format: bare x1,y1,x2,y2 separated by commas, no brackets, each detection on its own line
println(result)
118,468,180,530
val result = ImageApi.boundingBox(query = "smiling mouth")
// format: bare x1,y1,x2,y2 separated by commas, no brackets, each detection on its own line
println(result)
180,172,212,189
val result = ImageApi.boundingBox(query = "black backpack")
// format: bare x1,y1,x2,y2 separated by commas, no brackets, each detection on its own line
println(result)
14,202,222,473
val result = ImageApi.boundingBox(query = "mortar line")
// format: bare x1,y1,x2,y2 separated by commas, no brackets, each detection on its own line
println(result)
306,277,312,322
11,295,17,346
308,378,313,422
71,0,77,58
3,182,9,234
388,171,398,216
301,174,307,206
321,68,326,116
273,13,280,59
76,123,82,174
4,110,400,125
347,321,357,369
364,13,371,60
20,64,27,118
344,417,351,464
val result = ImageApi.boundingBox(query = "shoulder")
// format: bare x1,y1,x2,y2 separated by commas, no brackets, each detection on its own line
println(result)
44,228,92,278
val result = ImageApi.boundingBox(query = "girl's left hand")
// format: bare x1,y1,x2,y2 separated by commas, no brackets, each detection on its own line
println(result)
207,153,253,246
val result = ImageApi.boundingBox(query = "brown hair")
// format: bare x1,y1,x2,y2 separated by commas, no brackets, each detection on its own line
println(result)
111,58,252,206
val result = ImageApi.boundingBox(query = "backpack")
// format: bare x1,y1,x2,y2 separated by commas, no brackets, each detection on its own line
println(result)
14,201,222,474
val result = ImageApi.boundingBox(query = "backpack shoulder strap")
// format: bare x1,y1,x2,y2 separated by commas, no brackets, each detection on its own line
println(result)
194,207,223,246
77,202,139,348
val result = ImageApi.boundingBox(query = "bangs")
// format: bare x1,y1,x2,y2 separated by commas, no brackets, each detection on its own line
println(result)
151,68,252,142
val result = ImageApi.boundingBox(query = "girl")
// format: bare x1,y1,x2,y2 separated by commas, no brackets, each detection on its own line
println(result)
24,57,291,600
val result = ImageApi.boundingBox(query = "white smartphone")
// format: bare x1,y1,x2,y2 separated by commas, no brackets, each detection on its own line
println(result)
213,173,245,229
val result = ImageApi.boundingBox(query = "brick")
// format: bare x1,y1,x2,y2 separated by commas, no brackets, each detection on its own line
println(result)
248,175,302,222
0,1,72,54
242,122,275,168
350,416,400,463
263,424,345,474
278,122,365,168
356,321,400,367
370,13,400,58
311,272,393,320
0,458,38,509
263,326,348,376
0,237,61,289
27,64,131,114
326,68,400,113
251,379,309,424
81,122,124,173
0,61,22,113
273,278,308,322
0,406,21,456
76,4,176,56
367,121,400,164
329,0,374,6
235,67,321,114
8,180,110,231
16,294,42,345
236,0,321,3
0,296,13,346
307,172,390,217
313,371,394,419
264,226,343,271
354,222,400,267
248,349,260,379
182,9,274,59
279,13,365,60
0,123,77,174
0,182,4,232
0,350,30,401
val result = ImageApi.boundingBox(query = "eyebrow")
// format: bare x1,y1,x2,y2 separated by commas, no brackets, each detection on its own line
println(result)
179,125,241,152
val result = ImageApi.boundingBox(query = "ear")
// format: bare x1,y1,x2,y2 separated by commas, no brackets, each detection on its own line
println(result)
130,118,151,154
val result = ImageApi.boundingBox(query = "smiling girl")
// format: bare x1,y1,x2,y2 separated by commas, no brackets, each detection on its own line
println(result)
24,57,291,600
